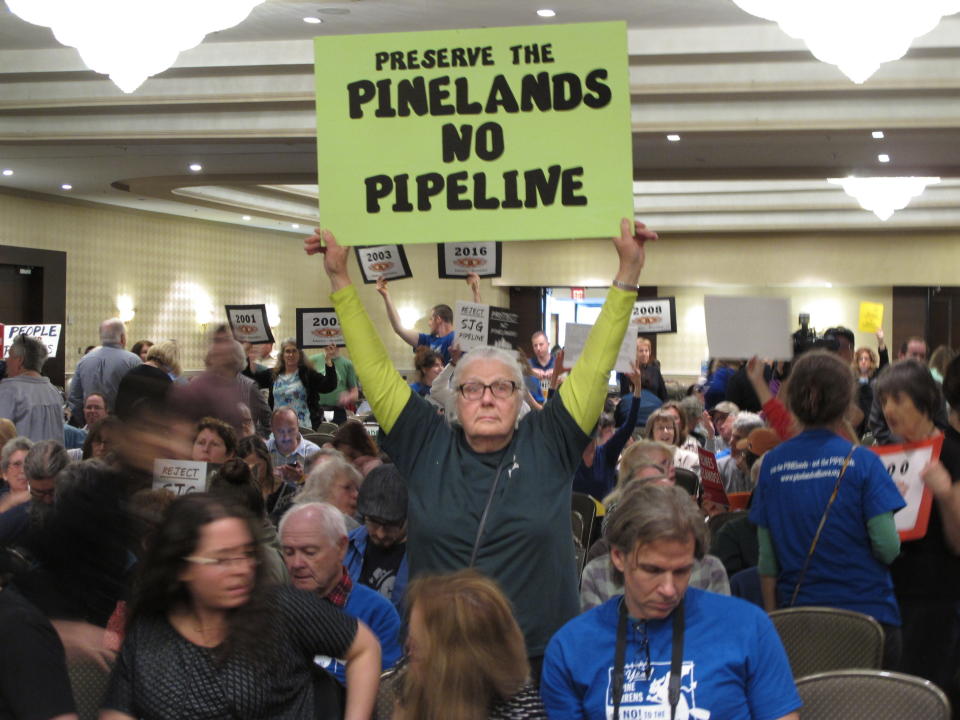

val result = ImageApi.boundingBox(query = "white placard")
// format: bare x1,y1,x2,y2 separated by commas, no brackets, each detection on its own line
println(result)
354,244,412,284
704,295,792,360
153,459,208,496
563,322,635,373
455,301,489,351
454,301,519,351
871,437,941,540
225,304,273,344
297,308,344,348
630,297,676,334
2,324,61,358
438,242,501,278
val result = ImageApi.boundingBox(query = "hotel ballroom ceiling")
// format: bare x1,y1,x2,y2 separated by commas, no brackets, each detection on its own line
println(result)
2,0,960,235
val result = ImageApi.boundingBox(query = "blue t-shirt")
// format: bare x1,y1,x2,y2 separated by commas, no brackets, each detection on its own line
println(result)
408,381,431,397
416,331,455,365
542,590,801,720
749,429,906,625
316,582,402,685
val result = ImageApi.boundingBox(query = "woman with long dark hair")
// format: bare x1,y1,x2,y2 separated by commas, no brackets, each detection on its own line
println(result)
99,493,379,720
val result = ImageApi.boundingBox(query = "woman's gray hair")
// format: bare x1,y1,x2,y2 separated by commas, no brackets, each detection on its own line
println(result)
1,436,33,472
9,334,48,372
294,457,361,504
24,440,70,482
447,346,525,426
607,482,706,585
603,440,674,507
279,501,347,546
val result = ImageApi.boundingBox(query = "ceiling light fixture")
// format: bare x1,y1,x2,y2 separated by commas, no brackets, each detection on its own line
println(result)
303,16,322,24
537,9,557,18
878,153,891,163
5,0,266,93
666,134,681,142
189,163,203,172
242,215,252,221
291,223,300,229
1,169,13,176
729,0,960,83
872,130,885,139
61,183,72,190
828,176,940,221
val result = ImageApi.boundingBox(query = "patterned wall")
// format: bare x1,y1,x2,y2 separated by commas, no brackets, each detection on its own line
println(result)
0,191,508,374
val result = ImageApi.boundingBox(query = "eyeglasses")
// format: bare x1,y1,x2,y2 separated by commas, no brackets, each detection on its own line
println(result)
28,485,55,500
457,380,519,400
184,552,260,569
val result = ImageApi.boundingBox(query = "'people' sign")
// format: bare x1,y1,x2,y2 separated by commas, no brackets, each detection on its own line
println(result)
314,22,633,245
2,324,61,358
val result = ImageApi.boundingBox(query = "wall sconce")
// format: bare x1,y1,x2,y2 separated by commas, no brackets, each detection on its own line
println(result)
116,294,136,323
398,306,421,329
266,302,281,329
188,284,215,326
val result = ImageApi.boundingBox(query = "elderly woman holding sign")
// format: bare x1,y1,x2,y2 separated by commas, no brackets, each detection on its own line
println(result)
304,218,657,669
876,358,960,698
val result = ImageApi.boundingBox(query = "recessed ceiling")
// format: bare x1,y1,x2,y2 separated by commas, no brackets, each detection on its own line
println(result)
1,0,959,234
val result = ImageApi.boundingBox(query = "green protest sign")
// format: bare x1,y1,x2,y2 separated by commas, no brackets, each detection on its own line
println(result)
314,22,633,245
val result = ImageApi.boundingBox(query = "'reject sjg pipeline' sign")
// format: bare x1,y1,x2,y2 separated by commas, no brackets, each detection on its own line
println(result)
314,22,633,245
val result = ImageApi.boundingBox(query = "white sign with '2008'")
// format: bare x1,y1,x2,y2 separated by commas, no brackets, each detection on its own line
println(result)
630,297,676,334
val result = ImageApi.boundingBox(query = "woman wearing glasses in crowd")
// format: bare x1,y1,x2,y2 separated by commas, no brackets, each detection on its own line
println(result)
99,493,379,720
304,217,657,675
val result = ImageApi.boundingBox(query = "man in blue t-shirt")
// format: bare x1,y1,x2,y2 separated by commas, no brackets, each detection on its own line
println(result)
542,483,801,720
376,276,455,364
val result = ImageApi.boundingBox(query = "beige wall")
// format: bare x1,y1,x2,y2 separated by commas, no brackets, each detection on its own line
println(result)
0,190,507,374
656,285,892,379
3,188,954,381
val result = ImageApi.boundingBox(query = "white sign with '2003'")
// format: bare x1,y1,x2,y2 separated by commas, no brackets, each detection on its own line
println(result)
353,244,412,284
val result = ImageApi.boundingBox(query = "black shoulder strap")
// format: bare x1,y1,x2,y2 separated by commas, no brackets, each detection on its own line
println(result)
612,598,685,720
612,600,628,720
468,447,515,567
669,598,685,720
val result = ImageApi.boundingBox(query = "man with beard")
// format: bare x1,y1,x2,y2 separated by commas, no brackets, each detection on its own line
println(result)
0,440,69,547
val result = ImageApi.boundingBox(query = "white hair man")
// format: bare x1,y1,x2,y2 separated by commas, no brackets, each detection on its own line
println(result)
67,317,140,422
279,501,402,684
0,334,64,443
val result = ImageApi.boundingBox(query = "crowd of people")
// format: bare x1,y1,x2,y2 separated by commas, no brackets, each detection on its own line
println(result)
0,216,958,719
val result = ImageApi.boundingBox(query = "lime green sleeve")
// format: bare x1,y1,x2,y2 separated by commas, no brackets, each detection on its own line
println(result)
331,285,411,434
757,525,780,577
557,286,635,434
867,511,900,565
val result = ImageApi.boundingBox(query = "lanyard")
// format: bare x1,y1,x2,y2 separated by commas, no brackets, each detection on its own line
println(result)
612,597,685,720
